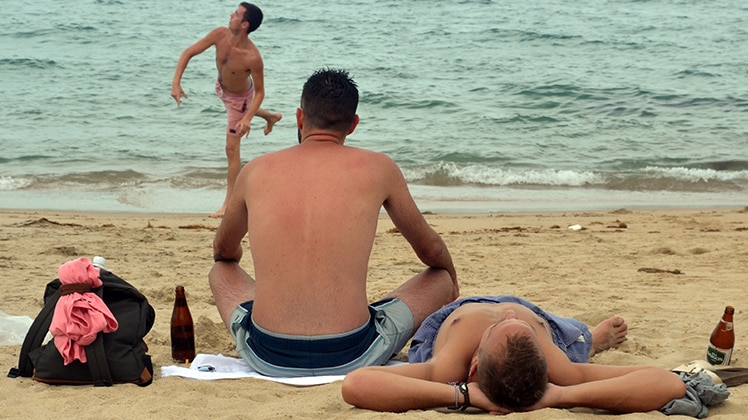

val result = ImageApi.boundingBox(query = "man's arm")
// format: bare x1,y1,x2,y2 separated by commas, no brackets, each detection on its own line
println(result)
531,367,686,413
171,28,221,106
381,159,458,297
342,363,443,412
343,362,504,412
234,54,265,137
546,344,664,386
526,342,686,413
212,164,251,262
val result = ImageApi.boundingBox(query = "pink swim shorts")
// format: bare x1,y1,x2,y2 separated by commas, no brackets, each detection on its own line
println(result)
215,79,254,136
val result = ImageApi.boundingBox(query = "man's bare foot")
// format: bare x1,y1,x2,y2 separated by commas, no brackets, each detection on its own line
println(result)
209,208,226,218
263,113,283,135
590,316,628,356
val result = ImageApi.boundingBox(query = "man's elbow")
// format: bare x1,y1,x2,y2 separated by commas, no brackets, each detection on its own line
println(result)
212,240,239,263
341,371,367,408
212,239,223,258
651,371,688,410
418,236,450,265
669,373,688,400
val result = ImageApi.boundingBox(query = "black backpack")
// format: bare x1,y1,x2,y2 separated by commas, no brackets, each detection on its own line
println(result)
8,268,155,386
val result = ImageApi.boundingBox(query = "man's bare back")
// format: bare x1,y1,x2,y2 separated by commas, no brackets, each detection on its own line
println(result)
241,141,398,334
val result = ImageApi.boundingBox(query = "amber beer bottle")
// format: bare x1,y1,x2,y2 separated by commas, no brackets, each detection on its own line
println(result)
171,285,196,363
706,306,735,366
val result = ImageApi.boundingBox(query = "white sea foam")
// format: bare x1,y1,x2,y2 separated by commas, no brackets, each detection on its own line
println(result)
643,167,748,183
0,176,32,191
402,163,605,187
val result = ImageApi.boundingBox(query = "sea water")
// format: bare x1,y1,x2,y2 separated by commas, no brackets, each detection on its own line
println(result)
1,0,746,213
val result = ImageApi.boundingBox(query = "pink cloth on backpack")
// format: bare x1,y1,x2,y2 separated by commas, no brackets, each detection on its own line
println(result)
49,257,119,365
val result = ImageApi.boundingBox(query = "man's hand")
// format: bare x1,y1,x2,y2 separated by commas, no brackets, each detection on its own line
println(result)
522,383,560,411
234,117,252,138
467,382,510,415
467,382,559,415
171,85,187,106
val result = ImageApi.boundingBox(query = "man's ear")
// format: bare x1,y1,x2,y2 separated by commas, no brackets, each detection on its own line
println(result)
296,107,304,129
467,354,479,381
347,114,360,135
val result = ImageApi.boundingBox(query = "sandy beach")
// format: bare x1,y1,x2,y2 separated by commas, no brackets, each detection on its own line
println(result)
1,207,746,419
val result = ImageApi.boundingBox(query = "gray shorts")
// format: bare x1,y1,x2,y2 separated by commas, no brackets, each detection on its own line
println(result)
229,298,414,377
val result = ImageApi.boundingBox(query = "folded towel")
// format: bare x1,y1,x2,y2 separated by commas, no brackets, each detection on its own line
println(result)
49,257,118,365
160,353,404,386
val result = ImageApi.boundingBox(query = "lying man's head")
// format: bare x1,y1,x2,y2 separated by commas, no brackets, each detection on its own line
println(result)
476,321,549,410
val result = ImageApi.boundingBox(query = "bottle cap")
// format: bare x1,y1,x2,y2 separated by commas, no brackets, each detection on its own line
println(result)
93,256,106,268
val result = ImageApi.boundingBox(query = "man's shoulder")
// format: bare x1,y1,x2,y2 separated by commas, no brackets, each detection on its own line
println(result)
246,146,297,167
345,146,396,165
246,148,281,164
206,26,230,40
253,144,398,169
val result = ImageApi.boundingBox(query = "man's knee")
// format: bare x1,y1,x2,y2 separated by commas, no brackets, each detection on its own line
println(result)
425,268,457,300
209,260,240,284
225,144,241,159
208,262,222,285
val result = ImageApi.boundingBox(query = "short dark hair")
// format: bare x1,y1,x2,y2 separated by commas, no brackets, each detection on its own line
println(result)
477,332,548,410
301,68,359,133
240,3,263,34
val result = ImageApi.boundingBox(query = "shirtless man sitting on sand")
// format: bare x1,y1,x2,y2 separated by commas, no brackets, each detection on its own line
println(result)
343,295,686,414
208,68,458,378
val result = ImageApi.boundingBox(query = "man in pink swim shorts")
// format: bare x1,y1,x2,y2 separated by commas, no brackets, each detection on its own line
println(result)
216,79,255,137
171,3,282,218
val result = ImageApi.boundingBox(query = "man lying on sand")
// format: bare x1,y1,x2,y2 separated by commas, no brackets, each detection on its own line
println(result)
342,295,687,414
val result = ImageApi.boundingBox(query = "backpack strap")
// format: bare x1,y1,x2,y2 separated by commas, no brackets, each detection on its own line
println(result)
84,284,114,386
84,334,113,386
7,285,61,378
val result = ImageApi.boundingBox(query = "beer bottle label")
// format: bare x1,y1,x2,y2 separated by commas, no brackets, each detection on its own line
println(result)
706,344,732,366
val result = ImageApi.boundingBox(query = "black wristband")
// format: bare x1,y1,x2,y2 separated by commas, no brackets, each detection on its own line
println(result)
458,382,470,411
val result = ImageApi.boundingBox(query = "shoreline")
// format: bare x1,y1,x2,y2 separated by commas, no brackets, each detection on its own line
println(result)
2,199,747,218
1,207,746,418
2,182,746,215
